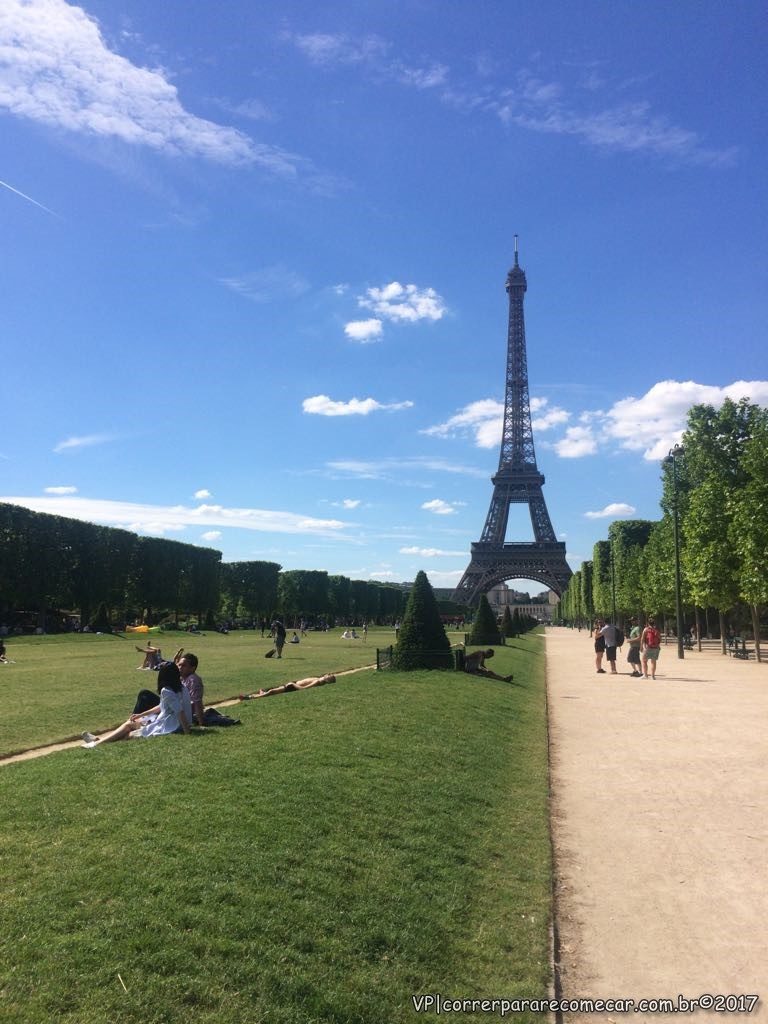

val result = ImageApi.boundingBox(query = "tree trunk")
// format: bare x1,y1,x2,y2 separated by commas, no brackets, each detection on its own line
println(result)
695,606,702,652
750,604,762,663
718,610,727,655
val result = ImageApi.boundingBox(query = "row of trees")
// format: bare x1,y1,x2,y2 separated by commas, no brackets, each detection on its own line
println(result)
558,399,768,658
0,504,220,629
0,503,406,630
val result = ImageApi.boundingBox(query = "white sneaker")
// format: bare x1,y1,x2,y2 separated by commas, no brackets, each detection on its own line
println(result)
82,731,98,744
82,740,99,749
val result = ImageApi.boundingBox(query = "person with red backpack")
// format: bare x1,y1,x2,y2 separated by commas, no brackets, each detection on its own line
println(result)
641,617,662,679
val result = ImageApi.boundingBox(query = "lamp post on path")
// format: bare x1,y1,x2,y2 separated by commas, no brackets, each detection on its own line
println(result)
665,444,685,660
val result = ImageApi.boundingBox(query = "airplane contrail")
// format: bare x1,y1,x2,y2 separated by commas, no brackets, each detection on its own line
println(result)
0,177,60,217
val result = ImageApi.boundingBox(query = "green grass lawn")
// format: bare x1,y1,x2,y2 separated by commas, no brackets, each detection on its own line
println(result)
0,627,397,755
0,630,552,1023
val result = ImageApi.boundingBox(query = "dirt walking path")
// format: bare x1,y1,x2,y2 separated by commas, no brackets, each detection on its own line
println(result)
546,627,768,1022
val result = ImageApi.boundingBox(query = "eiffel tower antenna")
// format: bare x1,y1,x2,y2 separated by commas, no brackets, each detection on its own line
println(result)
452,246,572,605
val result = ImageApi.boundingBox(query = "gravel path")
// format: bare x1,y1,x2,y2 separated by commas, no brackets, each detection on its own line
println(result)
546,626,767,1022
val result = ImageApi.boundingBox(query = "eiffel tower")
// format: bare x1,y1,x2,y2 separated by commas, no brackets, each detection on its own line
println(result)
452,240,572,605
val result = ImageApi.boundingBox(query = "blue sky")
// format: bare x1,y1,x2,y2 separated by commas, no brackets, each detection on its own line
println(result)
1,0,766,593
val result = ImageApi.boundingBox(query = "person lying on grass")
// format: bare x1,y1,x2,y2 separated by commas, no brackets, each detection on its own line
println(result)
240,674,336,699
82,661,191,747
135,641,163,670
464,649,513,683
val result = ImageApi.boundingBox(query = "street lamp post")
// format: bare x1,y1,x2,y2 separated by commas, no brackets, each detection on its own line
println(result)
666,444,685,659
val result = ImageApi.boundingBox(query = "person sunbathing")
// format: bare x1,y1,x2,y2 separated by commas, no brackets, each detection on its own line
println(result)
240,674,336,699
135,642,163,670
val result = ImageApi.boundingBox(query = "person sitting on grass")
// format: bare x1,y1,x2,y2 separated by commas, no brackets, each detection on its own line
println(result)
240,674,336,699
82,661,191,747
175,650,205,726
464,649,513,683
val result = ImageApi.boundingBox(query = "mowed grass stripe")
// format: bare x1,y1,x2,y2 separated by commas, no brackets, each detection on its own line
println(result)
0,635,551,1024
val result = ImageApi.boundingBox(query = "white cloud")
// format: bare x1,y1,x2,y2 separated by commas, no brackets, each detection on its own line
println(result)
554,426,598,458
0,0,302,173
44,485,77,494
422,398,503,448
421,499,459,516
424,569,465,587
342,498,360,509
194,489,212,500
399,546,466,557
502,94,738,167
290,32,388,66
604,380,768,460
584,503,637,520
288,31,735,167
53,433,116,453
220,265,310,303
532,405,570,430
344,318,383,342
0,496,350,537
303,394,413,416
200,530,222,541
325,457,485,480
359,282,447,323
423,396,568,449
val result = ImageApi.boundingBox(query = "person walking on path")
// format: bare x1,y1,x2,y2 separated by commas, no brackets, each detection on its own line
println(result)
593,619,606,673
271,618,287,659
600,620,619,674
641,616,662,679
627,617,643,677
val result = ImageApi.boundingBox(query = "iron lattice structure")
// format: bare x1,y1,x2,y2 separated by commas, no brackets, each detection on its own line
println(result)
452,244,572,605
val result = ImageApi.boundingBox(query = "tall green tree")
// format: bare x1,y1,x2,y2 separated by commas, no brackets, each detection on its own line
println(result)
611,520,654,621
730,413,768,660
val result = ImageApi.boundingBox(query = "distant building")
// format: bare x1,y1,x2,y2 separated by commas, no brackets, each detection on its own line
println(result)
487,583,559,623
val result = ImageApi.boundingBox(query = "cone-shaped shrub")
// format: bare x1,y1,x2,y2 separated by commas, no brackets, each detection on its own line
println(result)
89,601,112,634
392,570,453,670
512,607,521,637
501,604,514,638
468,594,501,645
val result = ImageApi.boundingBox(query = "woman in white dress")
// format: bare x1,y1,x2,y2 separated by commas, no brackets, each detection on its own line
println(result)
83,661,191,747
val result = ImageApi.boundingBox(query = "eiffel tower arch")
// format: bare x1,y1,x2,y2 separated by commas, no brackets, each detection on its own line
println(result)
452,241,572,606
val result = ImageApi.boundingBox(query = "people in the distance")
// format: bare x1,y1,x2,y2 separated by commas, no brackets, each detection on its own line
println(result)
599,621,619,675
0,639,8,664
289,631,300,644
82,661,191,747
271,618,286,658
463,648,513,682
135,642,163,670
593,619,606,673
627,617,643,677
641,617,662,679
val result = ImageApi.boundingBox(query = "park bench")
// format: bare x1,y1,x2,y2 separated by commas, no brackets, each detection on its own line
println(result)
729,637,752,660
